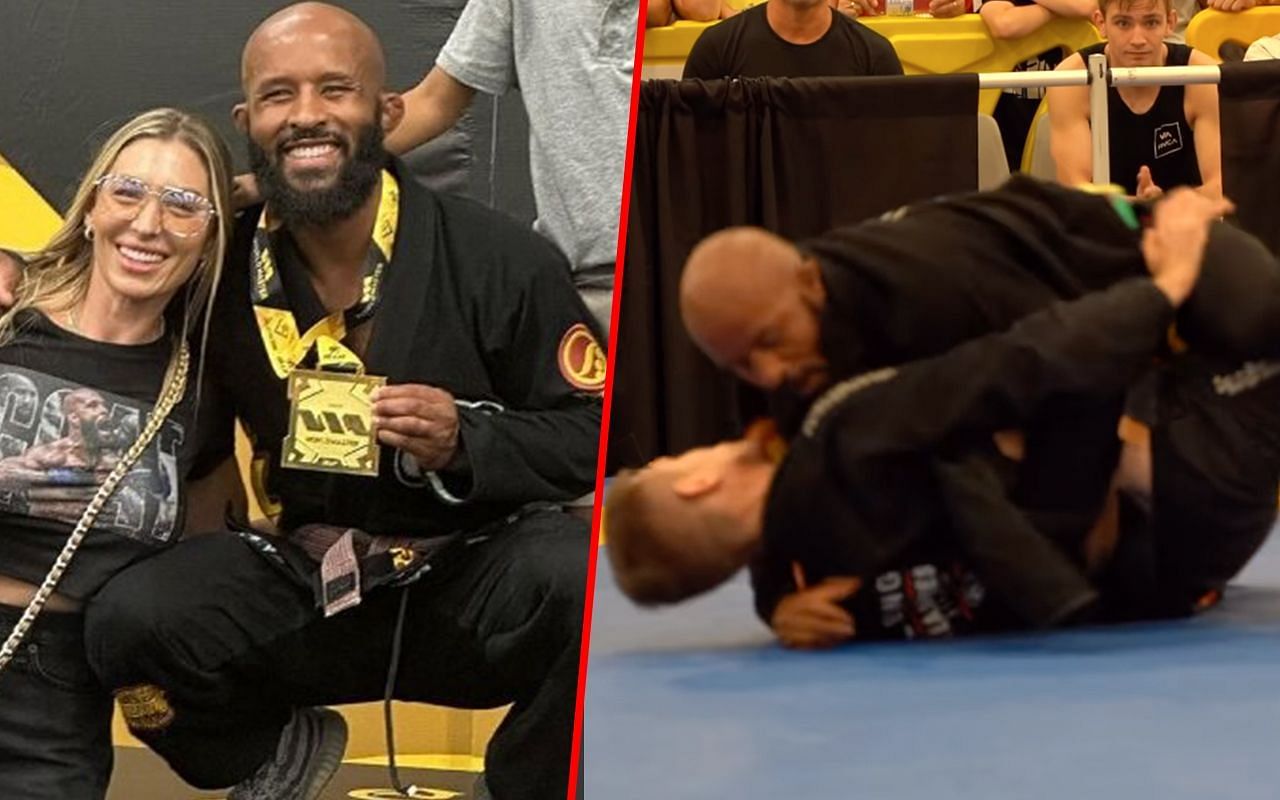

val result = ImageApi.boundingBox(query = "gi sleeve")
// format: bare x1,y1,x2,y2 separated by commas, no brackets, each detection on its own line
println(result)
436,0,518,95
806,277,1176,457
186,327,238,482
749,554,797,628
1176,220,1280,360
429,237,604,507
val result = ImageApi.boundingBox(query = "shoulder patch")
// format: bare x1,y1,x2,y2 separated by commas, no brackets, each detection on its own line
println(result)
557,324,607,393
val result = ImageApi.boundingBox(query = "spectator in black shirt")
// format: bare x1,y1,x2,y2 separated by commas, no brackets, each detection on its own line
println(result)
682,0,903,80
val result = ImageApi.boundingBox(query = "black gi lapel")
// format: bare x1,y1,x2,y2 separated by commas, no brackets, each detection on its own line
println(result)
363,159,435,384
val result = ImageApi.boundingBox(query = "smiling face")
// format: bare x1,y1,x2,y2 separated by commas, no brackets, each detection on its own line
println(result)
235,3,403,226
84,138,213,310
1096,0,1175,68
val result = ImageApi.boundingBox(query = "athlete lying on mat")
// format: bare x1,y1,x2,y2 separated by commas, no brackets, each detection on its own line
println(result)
608,187,1280,647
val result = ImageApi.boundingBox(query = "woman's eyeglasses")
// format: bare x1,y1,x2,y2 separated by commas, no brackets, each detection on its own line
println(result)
93,174,216,238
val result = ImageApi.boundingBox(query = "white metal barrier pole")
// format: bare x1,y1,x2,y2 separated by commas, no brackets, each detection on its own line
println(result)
1110,65,1222,86
975,64,1222,89
1087,53,1110,186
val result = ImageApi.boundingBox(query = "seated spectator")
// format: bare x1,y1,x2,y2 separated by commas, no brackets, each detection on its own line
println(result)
980,0,1097,170
683,0,903,79
1047,0,1221,199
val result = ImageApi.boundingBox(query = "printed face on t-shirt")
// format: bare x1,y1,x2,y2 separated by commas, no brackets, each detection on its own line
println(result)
0,366,184,544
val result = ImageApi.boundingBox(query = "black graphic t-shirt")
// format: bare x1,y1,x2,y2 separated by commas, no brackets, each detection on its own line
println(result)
0,311,195,600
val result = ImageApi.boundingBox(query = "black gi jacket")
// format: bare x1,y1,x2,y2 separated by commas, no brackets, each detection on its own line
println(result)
757,279,1176,639
197,160,603,538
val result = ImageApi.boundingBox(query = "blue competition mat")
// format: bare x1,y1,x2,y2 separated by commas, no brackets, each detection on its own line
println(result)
585,529,1280,799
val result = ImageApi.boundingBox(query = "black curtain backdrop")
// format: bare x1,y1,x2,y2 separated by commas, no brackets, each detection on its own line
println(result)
0,0,535,224
1219,59,1280,257
609,74,979,471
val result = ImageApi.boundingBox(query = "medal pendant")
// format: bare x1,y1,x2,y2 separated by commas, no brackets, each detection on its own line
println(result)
282,369,385,476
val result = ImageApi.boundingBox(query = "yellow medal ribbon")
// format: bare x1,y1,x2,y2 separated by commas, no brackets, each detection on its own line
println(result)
250,170,400,378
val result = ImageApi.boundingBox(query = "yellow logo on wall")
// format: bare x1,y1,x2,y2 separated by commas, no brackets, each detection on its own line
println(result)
0,153,62,252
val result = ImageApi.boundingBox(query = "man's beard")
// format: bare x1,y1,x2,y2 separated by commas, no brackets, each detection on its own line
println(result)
249,119,387,228
76,416,122,464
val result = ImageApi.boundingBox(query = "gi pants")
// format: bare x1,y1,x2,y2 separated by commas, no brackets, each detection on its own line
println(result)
83,508,586,800
0,605,113,800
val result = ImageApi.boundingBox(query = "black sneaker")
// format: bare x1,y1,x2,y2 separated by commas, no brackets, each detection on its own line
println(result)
229,707,348,800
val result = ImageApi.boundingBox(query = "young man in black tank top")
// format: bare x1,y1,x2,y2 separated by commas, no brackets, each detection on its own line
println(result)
1046,0,1222,199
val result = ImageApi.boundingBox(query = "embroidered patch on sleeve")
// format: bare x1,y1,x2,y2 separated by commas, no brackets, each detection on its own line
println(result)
116,683,176,732
557,324,607,393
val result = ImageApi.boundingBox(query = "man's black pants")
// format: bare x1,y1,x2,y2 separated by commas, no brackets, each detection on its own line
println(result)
83,508,587,800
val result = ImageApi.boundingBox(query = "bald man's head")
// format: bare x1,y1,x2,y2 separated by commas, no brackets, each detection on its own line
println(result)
242,2,385,92
680,227,830,395
235,2,404,227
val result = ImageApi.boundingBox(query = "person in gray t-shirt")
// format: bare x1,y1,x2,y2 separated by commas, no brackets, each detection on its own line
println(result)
385,0,638,333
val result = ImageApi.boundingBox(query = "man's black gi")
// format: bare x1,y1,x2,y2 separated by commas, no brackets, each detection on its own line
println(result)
759,177,1280,631
83,161,603,800
757,279,1177,638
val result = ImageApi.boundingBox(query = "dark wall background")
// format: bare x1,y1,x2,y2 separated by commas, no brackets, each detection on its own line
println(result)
0,0,535,223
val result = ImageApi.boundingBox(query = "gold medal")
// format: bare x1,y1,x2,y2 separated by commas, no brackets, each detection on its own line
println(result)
250,171,400,478
282,369,386,476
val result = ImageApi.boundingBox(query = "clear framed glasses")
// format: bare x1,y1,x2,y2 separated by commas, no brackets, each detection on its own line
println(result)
93,173,216,238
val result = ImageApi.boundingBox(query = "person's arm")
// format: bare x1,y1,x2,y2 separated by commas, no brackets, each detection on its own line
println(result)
384,0,512,158
811,282,1180,459
979,0,1054,38
1047,53,1094,185
674,0,723,20
808,191,1224,455
648,0,674,26
927,0,970,18
382,67,478,156
770,571,862,649
1205,0,1277,10
1029,0,1097,17
182,343,247,533
1185,49,1224,201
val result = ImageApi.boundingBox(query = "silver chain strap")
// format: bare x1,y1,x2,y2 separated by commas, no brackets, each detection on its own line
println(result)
0,341,190,673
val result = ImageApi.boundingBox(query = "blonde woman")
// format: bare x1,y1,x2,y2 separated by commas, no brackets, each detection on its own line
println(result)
0,107,231,799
